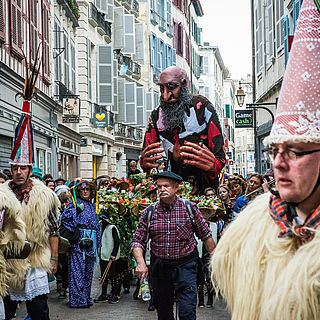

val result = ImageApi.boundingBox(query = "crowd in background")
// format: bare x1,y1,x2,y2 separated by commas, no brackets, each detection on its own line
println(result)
0,164,274,313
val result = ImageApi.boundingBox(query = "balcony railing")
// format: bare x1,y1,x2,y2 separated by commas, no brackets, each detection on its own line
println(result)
166,23,173,38
150,10,159,25
115,123,126,137
123,55,133,75
132,62,141,79
115,123,143,142
88,2,98,27
159,16,166,32
104,21,112,41
57,0,79,27
122,0,132,10
97,11,106,35
131,0,139,17
152,68,160,83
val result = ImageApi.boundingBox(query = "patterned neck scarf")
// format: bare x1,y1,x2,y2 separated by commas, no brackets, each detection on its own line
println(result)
9,179,33,204
269,194,320,242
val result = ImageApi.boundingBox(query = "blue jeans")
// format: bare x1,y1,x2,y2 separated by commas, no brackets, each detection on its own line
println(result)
151,259,197,320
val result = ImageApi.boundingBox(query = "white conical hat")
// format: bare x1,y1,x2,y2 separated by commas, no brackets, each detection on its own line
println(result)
264,0,320,145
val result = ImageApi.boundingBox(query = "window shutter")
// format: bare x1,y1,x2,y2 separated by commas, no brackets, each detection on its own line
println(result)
97,45,114,105
87,39,92,101
204,87,209,99
156,0,161,15
70,39,76,93
293,0,301,32
11,0,23,55
172,48,176,66
166,0,171,25
136,86,145,126
283,15,290,67
41,0,50,80
173,20,177,49
150,0,154,11
133,23,144,63
123,14,135,54
112,59,118,114
276,0,284,50
100,0,107,13
153,90,159,110
150,33,154,66
203,56,208,74
225,104,230,118
145,91,153,125
95,0,101,10
106,0,114,21
266,0,274,63
157,38,161,70
153,34,158,68
63,31,70,88
30,0,38,63
117,78,125,122
125,81,136,124
114,6,125,49
0,0,5,42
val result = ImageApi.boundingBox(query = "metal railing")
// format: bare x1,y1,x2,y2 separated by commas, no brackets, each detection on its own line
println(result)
132,62,141,78
166,23,173,38
150,10,159,25
122,0,132,10
159,16,166,32
115,123,143,141
131,0,139,16
88,2,98,27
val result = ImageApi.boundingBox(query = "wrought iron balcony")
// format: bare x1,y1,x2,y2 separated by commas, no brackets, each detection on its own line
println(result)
123,55,133,75
104,21,112,42
57,0,79,27
88,2,98,27
115,123,143,142
152,68,160,83
136,128,143,141
132,62,141,79
131,0,139,17
97,11,106,36
166,23,173,38
150,10,159,25
159,16,166,32
122,0,132,10
115,123,126,137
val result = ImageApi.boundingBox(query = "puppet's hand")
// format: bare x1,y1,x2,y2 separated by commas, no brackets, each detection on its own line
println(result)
180,141,216,172
140,142,164,170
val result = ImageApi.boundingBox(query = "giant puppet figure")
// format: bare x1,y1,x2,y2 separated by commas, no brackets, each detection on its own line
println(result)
0,48,60,320
211,0,320,319
139,66,226,192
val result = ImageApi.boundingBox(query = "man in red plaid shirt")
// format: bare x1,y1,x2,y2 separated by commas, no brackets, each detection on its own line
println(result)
132,171,215,320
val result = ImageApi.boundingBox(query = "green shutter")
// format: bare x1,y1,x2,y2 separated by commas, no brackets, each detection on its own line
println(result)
225,104,230,118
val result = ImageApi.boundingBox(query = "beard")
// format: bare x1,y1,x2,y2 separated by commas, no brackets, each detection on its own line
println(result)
160,87,192,131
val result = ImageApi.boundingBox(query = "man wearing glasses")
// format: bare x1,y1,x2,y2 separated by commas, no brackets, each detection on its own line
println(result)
211,0,320,318
140,66,226,193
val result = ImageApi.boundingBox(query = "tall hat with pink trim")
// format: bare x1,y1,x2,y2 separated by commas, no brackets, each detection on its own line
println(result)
10,46,42,165
264,0,320,145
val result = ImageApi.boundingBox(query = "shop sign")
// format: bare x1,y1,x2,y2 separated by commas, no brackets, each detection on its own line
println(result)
62,98,80,123
80,138,87,147
235,110,253,128
92,142,103,156
93,113,108,128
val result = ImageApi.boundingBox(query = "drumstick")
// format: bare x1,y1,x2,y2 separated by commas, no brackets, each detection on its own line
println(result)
100,259,113,285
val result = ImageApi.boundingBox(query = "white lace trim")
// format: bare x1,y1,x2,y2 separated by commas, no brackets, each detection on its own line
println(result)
9,268,49,301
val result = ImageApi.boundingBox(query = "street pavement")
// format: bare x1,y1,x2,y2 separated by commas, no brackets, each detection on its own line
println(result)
15,267,231,320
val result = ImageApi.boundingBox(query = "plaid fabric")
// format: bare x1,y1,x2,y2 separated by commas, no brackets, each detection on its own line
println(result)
9,179,33,204
269,194,320,242
132,197,212,260
48,209,59,236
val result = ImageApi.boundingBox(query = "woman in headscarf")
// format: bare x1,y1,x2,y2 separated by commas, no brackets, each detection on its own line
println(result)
60,180,101,308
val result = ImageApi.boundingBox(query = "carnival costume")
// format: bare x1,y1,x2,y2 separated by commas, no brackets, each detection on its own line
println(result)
60,183,101,308
211,0,320,319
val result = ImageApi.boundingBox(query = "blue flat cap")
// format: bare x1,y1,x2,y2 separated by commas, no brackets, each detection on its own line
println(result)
153,171,183,183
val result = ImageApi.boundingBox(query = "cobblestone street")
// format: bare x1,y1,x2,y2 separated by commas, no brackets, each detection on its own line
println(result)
15,267,231,320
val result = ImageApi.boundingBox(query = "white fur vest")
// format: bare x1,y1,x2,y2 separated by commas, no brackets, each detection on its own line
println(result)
0,178,60,290
0,186,26,296
211,192,320,320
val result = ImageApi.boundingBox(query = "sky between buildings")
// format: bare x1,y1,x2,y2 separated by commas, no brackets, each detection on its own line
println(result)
200,0,252,80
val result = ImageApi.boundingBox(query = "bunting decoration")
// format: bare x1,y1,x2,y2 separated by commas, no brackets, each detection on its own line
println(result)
315,0,320,13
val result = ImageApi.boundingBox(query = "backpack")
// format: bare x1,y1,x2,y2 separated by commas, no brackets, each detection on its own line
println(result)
145,199,196,244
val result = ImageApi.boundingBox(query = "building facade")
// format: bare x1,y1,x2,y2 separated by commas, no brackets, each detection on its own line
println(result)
0,0,59,176
253,0,302,172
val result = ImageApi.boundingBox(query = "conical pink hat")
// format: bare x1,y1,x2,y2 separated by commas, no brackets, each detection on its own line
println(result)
265,0,320,145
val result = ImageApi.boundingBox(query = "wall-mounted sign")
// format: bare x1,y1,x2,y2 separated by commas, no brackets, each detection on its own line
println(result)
93,113,108,128
62,98,80,123
92,142,103,156
80,138,87,147
235,110,253,128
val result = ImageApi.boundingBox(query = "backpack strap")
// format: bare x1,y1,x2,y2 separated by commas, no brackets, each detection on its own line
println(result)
182,199,196,228
145,203,156,245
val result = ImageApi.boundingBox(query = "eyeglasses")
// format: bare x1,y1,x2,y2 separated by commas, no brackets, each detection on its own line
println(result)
269,148,320,162
157,81,180,93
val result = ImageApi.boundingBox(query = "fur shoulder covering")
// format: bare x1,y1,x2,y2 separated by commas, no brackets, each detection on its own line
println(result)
211,192,320,320
0,183,26,296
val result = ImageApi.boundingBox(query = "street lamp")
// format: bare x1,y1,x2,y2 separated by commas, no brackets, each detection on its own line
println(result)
235,85,245,107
